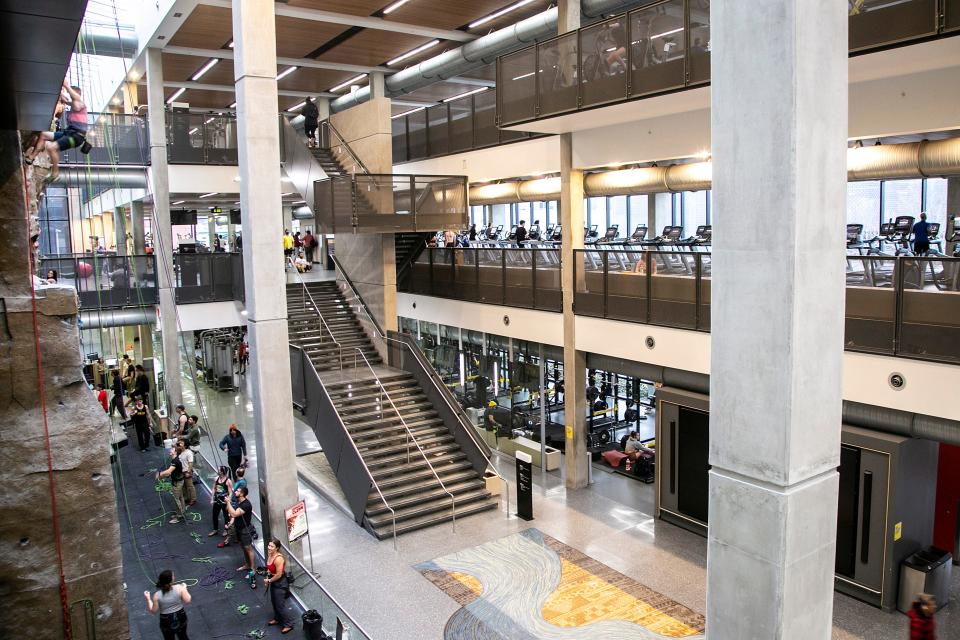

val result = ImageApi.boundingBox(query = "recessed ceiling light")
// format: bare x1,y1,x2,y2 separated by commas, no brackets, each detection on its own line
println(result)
166,87,186,104
199,192,219,199
204,117,215,124
650,27,683,39
276,66,298,81
330,74,368,92
227,40,234,48
387,40,440,66
442,87,488,103
286,101,306,112
281,192,295,197
189,127,199,135
469,0,536,29
172,200,185,205
191,58,220,81
383,0,412,14
228,102,237,108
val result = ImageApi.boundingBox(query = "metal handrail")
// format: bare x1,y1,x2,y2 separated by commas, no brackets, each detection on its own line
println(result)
321,120,370,176
348,346,457,532
297,345,400,550
331,255,510,517
287,257,343,371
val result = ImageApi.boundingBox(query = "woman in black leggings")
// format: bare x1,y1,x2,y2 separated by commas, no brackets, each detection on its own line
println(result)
207,466,233,537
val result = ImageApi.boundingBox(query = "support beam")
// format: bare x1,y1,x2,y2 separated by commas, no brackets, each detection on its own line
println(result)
162,45,395,76
131,200,146,254
146,48,183,410
113,206,128,255
232,0,299,546
370,72,386,100
201,0,475,42
560,132,588,490
149,80,338,100
707,1,847,638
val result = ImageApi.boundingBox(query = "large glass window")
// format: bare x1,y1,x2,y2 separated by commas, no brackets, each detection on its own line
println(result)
683,191,708,235
608,196,628,236
883,179,922,221
490,204,510,229
846,181,881,240
546,201,558,229
586,197,607,231
924,178,948,233
470,205,486,227
654,193,673,234
38,186,71,256
517,202,532,226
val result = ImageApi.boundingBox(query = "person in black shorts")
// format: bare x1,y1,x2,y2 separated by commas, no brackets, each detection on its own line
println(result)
130,396,153,452
25,80,88,182
224,486,257,588
912,212,930,256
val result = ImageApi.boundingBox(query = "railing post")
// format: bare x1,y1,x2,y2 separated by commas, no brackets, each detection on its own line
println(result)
695,253,702,330
501,249,507,306
410,176,416,224
893,257,904,355
474,248,480,303
645,251,653,324
602,251,609,318
428,248,435,297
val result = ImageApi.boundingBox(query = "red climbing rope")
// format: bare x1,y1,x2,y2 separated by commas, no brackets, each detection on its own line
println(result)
21,159,73,639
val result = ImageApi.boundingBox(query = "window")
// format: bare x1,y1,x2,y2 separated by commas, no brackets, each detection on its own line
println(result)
546,201,558,228
683,191,708,235
38,187,71,256
847,181,881,240
470,205,485,226
883,179,922,221
628,195,648,233
608,196,628,236
924,178,948,233
517,202,532,225
587,197,607,230
489,204,510,228
654,193,673,234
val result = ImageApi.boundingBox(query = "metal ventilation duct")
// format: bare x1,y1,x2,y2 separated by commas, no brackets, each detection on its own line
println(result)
78,31,139,58
843,401,960,446
330,0,657,113
470,137,960,204
80,307,156,329
53,167,149,189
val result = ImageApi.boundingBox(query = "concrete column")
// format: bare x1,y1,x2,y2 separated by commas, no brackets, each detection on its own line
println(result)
370,72,386,100
113,206,128,256
207,215,216,249
122,81,138,113
233,0,299,545
316,97,330,121
227,223,236,251
146,48,183,410
947,178,960,254
707,1,847,638
558,0,581,32
131,200,146,254
559,133,588,489
646,194,656,239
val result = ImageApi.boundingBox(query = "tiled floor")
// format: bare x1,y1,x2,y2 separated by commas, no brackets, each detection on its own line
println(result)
176,337,960,640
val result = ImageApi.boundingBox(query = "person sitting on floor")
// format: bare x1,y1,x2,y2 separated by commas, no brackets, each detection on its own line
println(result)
624,431,654,462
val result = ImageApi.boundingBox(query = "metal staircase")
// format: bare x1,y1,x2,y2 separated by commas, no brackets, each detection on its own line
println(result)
286,270,503,542
395,232,432,287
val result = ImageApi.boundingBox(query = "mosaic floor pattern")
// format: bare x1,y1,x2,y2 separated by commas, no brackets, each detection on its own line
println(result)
416,528,706,639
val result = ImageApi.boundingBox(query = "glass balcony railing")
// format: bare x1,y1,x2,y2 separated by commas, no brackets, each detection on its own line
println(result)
59,113,149,166
399,247,960,365
40,252,245,309
392,89,546,164
497,0,955,128
166,112,239,165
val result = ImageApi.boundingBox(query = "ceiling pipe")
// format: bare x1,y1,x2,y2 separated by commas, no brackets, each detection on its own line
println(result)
470,137,960,204
53,168,149,189
330,0,657,113
79,307,156,329
77,31,139,58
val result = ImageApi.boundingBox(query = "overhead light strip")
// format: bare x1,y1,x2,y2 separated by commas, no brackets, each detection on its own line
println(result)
191,58,220,81
383,0,412,14
166,87,186,104
469,0,536,29
330,73,368,92
286,101,307,112
391,106,426,119
172,200,185,205
442,87,488,103
387,39,440,66
277,66,298,81
650,27,683,39
198,192,219,199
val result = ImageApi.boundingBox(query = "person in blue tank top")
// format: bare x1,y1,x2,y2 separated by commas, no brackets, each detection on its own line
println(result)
912,212,930,256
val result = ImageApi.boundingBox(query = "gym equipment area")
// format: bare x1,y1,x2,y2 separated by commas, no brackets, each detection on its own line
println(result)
194,328,243,391
654,387,942,611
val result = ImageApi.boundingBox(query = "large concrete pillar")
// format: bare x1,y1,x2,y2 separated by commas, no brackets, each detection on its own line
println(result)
146,48,183,409
707,1,847,638
370,72,386,100
131,200,146,254
560,133,588,489
233,0,299,545
646,194,656,239
113,206,128,255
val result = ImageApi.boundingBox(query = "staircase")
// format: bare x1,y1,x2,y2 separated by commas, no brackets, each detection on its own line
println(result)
395,232,432,286
286,281,381,372
324,371,498,539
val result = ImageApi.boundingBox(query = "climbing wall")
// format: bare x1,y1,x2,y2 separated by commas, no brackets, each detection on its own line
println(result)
0,130,129,638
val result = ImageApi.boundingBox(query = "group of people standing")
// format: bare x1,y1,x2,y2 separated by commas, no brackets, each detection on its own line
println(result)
143,417,297,637
283,229,318,272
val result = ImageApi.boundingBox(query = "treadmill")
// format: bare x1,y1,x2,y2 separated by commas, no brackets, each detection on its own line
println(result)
528,223,541,241
846,223,866,254
596,225,620,245
678,225,712,249
891,215,915,254
507,225,518,241
584,225,600,244
643,225,683,247
549,225,562,243
625,224,648,245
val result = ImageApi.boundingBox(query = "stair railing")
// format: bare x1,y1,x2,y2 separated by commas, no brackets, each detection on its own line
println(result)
331,254,510,519
287,258,343,371
320,120,370,176
349,345,458,532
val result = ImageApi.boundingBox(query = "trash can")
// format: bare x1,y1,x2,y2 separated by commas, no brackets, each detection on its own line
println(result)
897,546,953,613
302,609,325,639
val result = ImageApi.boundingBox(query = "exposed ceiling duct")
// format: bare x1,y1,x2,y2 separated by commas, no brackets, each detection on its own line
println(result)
330,0,657,113
471,137,960,204
843,401,960,447
80,307,156,329
53,167,149,189
77,31,139,58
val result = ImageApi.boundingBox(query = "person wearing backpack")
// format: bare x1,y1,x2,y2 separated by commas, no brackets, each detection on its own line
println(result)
302,97,320,148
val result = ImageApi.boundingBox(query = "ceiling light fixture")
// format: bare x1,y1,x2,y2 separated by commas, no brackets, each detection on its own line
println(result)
330,74,368,92
276,66,298,81
512,71,535,81
228,101,237,108
204,117,215,124
191,58,220,81
387,39,440,66
286,101,307,112
166,87,186,104
199,192,219,198
227,40,234,48
650,26,683,39
383,0,412,14
189,127,199,135
390,106,426,119
281,192,295,197
442,87,488,103
172,200,185,205
469,0,536,29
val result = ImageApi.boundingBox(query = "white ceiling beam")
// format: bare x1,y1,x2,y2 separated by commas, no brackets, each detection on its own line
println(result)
162,45,395,76
198,0,476,42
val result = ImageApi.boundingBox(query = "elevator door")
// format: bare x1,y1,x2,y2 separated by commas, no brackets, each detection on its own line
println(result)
677,406,710,523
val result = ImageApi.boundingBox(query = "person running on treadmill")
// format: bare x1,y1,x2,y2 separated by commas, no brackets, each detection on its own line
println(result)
912,212,931,256
515,221,528,244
